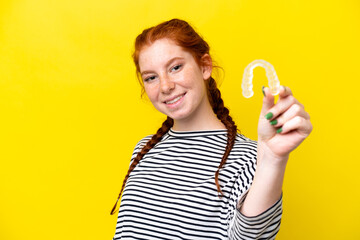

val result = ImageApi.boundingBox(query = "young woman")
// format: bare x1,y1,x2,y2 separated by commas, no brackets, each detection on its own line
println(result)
111,19,312,240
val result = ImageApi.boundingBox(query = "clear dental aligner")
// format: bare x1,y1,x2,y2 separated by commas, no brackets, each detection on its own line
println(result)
242,59,280,98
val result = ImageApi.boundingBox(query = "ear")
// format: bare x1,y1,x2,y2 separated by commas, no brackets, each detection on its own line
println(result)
200,54,212,80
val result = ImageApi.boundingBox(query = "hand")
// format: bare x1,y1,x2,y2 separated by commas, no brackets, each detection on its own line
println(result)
257,86,313,166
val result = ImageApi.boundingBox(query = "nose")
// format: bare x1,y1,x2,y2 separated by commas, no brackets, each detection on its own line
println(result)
159,75,175,94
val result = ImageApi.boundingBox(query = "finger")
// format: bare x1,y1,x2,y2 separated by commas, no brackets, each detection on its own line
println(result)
279,85,293,99
277,116,313,135
264,94,300,121
260,86,275,117
269,104,310,128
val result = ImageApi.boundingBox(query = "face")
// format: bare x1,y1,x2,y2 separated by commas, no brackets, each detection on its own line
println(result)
138,38,212,123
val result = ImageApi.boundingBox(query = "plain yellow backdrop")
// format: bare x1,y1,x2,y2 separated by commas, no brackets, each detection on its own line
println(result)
0,0,359,239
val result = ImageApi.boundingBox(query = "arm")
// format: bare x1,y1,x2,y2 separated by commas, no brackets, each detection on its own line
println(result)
240,86,312,216
228,156,283,240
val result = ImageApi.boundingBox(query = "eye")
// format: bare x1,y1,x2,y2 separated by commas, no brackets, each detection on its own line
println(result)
171,64,182,72
144,75,156,82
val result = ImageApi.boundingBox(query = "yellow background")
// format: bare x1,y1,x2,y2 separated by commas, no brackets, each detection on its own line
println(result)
0,0,359,239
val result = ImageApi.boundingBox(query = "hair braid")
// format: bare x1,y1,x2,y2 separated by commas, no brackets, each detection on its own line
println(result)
110,116,174,215
207,77,238,198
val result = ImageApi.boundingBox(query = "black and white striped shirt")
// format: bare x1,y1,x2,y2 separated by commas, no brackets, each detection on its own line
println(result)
113,128,282,239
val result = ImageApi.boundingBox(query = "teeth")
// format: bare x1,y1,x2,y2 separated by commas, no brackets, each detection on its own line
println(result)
166,95,183,104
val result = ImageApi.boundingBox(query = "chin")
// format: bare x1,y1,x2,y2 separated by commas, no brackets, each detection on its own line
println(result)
159,106,193,121
168,112,191,122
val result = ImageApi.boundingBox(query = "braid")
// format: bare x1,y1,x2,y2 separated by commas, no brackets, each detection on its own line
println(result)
207,77,238,198
110,116,174,215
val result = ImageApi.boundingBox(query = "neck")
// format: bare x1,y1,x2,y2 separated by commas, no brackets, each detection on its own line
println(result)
172,101,226,132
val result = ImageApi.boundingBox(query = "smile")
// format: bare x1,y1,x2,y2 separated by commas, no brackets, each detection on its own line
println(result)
164,93,186,105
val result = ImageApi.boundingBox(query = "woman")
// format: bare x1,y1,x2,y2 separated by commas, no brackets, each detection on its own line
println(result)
111,19,312,240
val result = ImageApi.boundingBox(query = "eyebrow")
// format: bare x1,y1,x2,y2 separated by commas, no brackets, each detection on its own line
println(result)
140,57,184,76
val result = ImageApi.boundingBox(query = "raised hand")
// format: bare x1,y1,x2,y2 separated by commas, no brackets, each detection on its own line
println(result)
257,86,313,165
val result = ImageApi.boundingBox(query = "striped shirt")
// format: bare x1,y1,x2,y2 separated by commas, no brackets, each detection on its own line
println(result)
113,128,282,240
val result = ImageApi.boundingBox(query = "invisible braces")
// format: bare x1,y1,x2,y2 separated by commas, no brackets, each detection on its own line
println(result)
242,60,280,98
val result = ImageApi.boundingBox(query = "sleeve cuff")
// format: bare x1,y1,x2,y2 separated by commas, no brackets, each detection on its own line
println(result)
236,192,283,222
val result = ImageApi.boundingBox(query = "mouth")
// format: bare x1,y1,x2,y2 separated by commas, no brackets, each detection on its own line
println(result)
164,93,186,105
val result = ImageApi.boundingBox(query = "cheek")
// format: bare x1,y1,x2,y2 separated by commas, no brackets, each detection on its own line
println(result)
144,85,159,101
182,71,203,88
191,77,207,93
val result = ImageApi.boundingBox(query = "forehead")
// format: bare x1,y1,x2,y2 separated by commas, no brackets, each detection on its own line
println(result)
138,39,192,71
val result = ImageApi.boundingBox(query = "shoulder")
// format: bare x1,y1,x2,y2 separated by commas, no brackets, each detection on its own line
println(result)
132,134,154,153
131,130,171,153
230,133,258,164
127,134,154,165
234,133,257,150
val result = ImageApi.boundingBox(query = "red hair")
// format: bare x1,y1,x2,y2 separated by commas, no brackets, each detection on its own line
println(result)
133,19,212,95
111,19,238,215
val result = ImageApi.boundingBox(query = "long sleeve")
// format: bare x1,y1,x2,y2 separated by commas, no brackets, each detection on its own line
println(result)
229,192,282,239
227,145,283,240
112,135,153,240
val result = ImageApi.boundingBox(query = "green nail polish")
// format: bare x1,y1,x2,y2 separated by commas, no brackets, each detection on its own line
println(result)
265,112,273,120
262,86,265,96
270,119,277,125
276,128,283,133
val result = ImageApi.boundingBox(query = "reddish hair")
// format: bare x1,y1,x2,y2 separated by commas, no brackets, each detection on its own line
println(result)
133,18,210,92
111,19,238,215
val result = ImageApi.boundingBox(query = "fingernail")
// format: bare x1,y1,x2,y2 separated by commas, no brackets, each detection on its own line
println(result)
265,112,273,120
270,119,277,125
276,128,283,133
262,86,266,97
